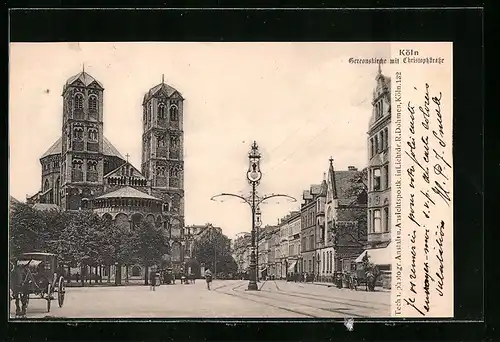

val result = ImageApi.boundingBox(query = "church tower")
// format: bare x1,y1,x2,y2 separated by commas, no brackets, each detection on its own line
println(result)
141,76,185,266
60,69,105,210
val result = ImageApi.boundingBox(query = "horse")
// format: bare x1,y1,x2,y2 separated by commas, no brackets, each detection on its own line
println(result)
10,262,30,318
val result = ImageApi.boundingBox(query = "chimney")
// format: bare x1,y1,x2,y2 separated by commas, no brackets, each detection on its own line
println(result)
348,166,358,171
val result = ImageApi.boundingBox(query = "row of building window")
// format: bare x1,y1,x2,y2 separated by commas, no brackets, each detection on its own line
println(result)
301,210,316,229
73,127,98,141
74,94,98,112
72,159,98,171
369,165,390,191
375,99,384,119
43,160,60,171
301,235,315,252
156,135,180,148
156,166,181,178
368,207,390,234
322,251,334,273
370,127,389,158
144,104,179,124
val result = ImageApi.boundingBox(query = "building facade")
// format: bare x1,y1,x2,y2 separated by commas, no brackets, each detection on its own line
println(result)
27,70,187,280
286,211,301,277
300,184,320,278
324,159,368,282
360,66,392,288
278,218,289,279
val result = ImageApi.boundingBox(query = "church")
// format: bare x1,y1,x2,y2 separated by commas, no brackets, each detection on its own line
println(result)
27,69,186,280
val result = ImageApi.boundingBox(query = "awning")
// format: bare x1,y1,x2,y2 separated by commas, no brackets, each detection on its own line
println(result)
17,259,42,267
287,261,297,272
355,245,391,265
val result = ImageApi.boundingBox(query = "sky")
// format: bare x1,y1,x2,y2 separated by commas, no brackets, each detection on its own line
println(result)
9,42,391,240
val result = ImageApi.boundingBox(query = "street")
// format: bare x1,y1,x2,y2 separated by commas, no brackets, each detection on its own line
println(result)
10,280,390,319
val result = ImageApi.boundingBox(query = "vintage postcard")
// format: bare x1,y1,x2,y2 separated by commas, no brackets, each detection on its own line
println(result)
9,42,452,319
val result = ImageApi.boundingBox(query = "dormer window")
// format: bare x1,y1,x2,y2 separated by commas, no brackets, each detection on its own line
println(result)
74,93,84,111
170,105,178,121
158,103,166,119
88,128,98,141
89,95,98,113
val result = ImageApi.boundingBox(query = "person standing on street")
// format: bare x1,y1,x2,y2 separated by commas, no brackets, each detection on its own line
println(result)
205,269,213,290
149,270,157,291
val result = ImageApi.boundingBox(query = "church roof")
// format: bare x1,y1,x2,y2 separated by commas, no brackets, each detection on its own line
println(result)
40,137,125,160
10,196,21,205
63,71,103,93
95,186,161,201
33,203,60,212
143,82,183,104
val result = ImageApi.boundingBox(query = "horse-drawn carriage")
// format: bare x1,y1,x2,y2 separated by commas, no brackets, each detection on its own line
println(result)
162,268,176,285
10,252,66,317
346,264,379,291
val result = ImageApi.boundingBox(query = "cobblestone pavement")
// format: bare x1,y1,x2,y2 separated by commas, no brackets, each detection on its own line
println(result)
9,280,390,319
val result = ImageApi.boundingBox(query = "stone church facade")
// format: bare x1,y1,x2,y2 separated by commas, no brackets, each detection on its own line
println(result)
27,70,186,280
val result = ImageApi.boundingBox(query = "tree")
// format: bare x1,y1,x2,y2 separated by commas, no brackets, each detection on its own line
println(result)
344,167,368,204
130,221,169,285
192,228,237,275
9,203,59,257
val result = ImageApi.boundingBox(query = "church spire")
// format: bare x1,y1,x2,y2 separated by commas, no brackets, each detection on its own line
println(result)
82,63,85,74
162,74,164,84
329,157,338,199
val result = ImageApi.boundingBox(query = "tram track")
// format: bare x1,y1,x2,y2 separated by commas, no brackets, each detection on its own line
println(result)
269,280,390,312
213,280,366,318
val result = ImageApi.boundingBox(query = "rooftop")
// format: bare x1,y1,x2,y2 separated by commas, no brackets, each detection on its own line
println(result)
95,186,161,201
143,81,183,104
63,71,104,93
41,136,125,160
33,203,60,211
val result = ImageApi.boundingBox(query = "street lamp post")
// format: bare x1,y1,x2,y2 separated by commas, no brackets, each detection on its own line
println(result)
211,141,296,291
317,254,321,282
255,206,262,282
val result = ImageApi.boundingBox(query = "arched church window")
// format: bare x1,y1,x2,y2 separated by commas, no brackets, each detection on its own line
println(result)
44,179,50,191
170,136,179,148
73,127,83,140
169,167,179,178
158,104,166,119
74,93,84,111
157,135,165,147
89,95,98,113
88,128,98,141
72,159,83,170
157,166,165,177
169,105,178,121
87,160,97,172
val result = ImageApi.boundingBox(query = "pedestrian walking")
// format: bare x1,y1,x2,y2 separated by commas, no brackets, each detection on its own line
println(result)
205,269,213,290
149,270,157,291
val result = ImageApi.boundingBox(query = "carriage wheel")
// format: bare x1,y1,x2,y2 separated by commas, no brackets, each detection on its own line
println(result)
46,283,51,313
58,277,65,308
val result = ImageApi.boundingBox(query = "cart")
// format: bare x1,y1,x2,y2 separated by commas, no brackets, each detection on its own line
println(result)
13,252,66,313
162,268,175,285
